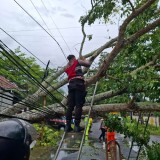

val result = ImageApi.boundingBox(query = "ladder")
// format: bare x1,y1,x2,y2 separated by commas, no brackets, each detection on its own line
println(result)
53,82,98,160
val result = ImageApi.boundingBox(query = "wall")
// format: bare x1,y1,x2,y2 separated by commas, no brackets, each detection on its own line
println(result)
132,115,159,127
0,90,13,111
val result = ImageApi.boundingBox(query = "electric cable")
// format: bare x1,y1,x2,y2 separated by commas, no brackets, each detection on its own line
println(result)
0,28,49,68
13,0,67,60
0,92,56,117
1,25,107,33
0,58,63,115
1,31,96,110
0,28,67,100
0,47,67,108
40,0,72,54
0,28,48,67
0,41,66,109
29,0,53,36
0,72,61,118
0,92,49,116
0,47,67,120
0,99,43,117
0,113,33,122
0,40,66,107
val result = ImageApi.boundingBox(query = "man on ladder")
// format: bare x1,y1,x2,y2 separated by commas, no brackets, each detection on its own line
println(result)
65,55,91,132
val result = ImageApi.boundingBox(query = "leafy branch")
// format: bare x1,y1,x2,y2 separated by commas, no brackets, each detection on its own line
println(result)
104,114,150,146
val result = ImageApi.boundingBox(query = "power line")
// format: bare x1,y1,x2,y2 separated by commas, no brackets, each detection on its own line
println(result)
27,0,67,67
0,89,61,119
0,93,53,117
41,0,72,54
0,27,61,75
13,0,67,60
0,113,33,122
0,28,67,102
28,0,53,36
5,34,106,38
0,25,107,33
27,0,63,67
0,81,61,118
0,41,67,109
0,99,43,117
0,28,48,68
0,78,58,117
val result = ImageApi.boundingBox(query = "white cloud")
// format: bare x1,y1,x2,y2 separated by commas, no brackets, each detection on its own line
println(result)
0,0,118,70
60,13,74,18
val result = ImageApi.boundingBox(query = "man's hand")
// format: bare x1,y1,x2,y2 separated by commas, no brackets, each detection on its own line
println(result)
79,56,86,61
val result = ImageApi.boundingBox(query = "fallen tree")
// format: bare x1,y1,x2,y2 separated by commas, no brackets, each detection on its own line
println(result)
0,0,159,121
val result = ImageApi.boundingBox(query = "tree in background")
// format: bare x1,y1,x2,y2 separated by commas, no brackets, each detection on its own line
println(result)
0,47,64,106
0,0,159,119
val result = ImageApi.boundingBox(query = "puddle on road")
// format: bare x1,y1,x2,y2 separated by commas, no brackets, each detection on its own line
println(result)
30,136,104,160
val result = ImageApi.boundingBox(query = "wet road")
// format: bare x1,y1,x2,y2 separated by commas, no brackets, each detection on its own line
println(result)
58,120,106,160
30,119,160,160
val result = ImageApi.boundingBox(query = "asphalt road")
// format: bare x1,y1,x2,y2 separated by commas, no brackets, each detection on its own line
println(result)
30,119,160,160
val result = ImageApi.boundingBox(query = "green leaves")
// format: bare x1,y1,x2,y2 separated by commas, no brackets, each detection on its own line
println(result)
87,35,93,41
104,115,150,146
0,48,44,96
33,123,61,147
147,142,160,160
122,0,127,5
79,0,116,26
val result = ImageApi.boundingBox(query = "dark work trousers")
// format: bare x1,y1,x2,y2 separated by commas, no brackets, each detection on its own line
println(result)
99,128,106,141
66,79,86,125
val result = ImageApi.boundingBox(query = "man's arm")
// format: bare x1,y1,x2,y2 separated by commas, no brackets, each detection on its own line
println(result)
78,59,91,67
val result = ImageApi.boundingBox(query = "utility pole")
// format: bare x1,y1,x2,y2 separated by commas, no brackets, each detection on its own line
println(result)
42,60,50,107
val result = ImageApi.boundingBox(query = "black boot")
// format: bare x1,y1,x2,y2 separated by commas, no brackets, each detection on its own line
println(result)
74,126,84,132
65,120,73,132
74,120,84,132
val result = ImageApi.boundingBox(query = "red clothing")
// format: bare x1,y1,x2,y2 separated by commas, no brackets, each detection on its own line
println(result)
65,57,90,127
65,59,83,80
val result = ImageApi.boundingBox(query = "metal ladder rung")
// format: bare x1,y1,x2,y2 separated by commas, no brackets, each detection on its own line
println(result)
60,147,79,151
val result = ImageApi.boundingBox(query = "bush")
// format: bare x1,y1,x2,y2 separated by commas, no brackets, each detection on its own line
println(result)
146,142,160,160
33,123,61,146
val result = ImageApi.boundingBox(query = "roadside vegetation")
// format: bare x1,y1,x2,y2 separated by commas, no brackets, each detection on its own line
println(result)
33,123,62,147
105,114,160,159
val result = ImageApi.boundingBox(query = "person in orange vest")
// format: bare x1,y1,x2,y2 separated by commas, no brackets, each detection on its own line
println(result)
99,118,107,142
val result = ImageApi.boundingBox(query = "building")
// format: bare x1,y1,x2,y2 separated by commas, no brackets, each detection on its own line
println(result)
0,76,18,111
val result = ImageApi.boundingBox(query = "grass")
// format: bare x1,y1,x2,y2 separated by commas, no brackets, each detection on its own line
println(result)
148,125,160,136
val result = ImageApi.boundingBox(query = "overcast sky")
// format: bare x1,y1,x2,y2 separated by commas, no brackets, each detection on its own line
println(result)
0,0,118,69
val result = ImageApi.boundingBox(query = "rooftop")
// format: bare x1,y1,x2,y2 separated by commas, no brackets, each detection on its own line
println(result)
0,76,17,90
